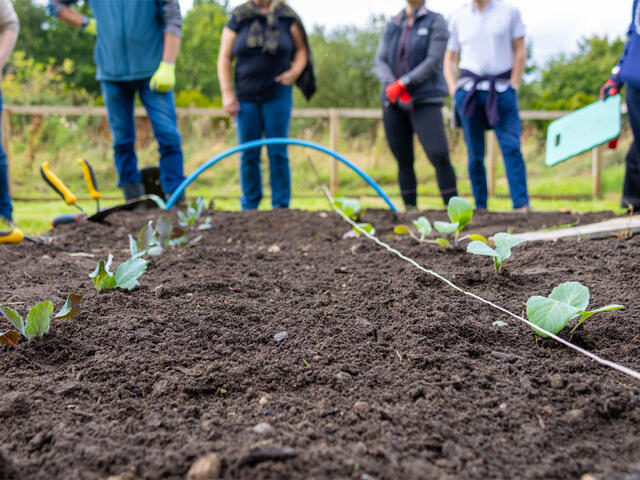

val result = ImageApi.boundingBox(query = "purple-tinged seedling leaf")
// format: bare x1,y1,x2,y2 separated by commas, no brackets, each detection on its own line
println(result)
0,330,21,348
53,293,83,320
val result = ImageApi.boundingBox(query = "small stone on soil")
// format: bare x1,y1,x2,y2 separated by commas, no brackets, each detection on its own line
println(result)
402,459,448,480
186,453,221,480
491,351,519,363
353,401,368,412
253,422,276,437
565,409,585,423
550,374,565,389
274,331,288,342
268,245,281,253
29,432,52,451
335,371,354,385
258,395,269,407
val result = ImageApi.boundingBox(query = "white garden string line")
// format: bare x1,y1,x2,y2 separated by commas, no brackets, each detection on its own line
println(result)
324,188,640,383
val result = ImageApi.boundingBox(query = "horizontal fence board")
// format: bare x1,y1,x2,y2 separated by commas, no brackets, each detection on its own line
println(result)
4,105,579,121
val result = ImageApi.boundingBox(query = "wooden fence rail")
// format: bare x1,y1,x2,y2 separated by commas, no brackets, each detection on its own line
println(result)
2,104,608,200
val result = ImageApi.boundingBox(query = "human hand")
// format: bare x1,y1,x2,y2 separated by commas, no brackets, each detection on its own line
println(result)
275,70,298,86
150,61,176,92
222,91,240,117
600,78,621,100
385,79,408,104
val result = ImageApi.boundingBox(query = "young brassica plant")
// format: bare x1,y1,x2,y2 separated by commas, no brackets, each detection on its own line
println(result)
334,197,365,221
89,254,148,293
0,294,82,348
394,216,433,243
434,197,473,246
129,220,164,258
526,282,624,338
466,233,527,273
177,197,211,230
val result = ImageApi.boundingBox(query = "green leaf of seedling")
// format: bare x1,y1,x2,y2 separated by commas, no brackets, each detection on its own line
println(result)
138,221,159,254
447,197,473,229
467,241,499,258
129,234,140,258
169,234,189,247
334,198,363,220
53,293,82,320
436,237,450,248
434,221,459,234
0,305,24,334
394,225,411,235
198,217,212,231
0,330,21,348
24,301,54,340
468,234,489,244
413,216,432,240
100,276,117,291
526,282,590,338
177,210,190,228
353,223,375,236
89,255,114,292
156,215,173,243
570,304,626,335
115,257,148,291
494,233,526,261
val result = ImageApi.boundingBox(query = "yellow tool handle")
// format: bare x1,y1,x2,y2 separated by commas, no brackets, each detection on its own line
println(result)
0,228,24,244
40,162,77,206
77,159,102,201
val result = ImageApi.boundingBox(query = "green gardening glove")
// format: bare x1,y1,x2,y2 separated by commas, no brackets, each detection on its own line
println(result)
82,18,97,36
149,61,176,92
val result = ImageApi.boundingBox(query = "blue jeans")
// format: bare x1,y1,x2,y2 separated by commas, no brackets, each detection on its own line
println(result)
101,79,185,195
455,87,529,209
0,92,10,221
236,84,292,210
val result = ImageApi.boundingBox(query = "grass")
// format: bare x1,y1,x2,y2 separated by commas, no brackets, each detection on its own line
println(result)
7,115,630,236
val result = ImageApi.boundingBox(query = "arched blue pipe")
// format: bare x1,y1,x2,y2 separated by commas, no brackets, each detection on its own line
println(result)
164,138,398,211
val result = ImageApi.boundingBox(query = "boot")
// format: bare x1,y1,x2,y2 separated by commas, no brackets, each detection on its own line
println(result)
121,182,145,202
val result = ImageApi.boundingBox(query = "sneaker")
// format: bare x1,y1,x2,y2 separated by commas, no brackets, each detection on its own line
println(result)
515,205,532,213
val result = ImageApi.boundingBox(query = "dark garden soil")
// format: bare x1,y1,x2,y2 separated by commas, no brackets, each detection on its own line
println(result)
1,207,640,480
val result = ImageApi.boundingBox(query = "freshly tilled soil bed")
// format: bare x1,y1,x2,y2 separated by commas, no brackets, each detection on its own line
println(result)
1,208,639,480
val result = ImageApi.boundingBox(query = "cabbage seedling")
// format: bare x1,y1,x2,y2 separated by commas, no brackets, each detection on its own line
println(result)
394,216,433,243
89,254,148,292
526,282,624,338
178,197,211,230
466,233,527,273
0,294,82,347
434,197,473,246
130,220,163,258
334,197,365,221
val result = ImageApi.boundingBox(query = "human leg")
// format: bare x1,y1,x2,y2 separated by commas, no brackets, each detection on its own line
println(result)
139,81,186,197
456,89,488,209
262,85,293,209
0,92,10,221
382,104,418,207
492,88,529,209
410,104,458,206
623,86,640,209
236,100,264,210
101,81,141,198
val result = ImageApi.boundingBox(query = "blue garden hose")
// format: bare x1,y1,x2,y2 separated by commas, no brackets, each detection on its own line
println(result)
164,138,398,211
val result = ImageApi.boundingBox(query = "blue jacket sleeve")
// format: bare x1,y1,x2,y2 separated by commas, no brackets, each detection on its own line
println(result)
47,0,77,18
613,0,638,84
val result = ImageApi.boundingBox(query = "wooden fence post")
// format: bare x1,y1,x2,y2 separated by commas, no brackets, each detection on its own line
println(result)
487,131,499,197
329,108,339,195
2,108,11,196
592,145,602,199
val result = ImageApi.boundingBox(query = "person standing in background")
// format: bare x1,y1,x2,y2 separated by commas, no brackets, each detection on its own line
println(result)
375,0,458,210
601,0,640,211
0,0,18,227
48,0,186,203
444,0,530,212
217,0,311,211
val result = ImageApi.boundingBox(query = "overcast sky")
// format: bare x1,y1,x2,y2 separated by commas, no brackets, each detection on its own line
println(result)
180,0,631,66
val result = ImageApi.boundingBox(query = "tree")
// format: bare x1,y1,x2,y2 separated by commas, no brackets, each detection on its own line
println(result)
176,0,228,104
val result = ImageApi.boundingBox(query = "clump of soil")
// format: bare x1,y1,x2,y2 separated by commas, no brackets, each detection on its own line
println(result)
0,451,16,480
0,208,638,479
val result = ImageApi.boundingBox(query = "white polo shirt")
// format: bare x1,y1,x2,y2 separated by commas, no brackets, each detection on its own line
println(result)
447,0,525,92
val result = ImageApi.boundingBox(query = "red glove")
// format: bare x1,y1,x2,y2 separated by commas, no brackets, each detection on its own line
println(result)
385,80,408,104
600,78,621,100
398,90,413,111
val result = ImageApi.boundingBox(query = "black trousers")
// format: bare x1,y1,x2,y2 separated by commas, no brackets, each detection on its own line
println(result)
382,102,458,207
623,86,640,210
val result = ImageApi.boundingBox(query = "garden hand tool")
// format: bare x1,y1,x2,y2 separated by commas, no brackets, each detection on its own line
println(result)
0,224,23,244
40,161,90,216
